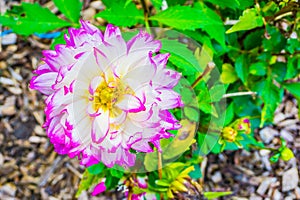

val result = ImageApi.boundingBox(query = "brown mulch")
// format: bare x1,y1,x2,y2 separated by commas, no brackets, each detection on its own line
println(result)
0,1,299,199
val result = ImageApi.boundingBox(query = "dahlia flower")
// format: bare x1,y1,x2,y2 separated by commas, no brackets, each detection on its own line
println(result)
30,20,183,167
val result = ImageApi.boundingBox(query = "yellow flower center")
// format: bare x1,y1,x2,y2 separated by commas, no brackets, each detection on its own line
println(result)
92,78,134,116
93,81,119,112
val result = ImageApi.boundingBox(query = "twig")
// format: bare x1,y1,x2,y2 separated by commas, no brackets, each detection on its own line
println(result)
65,162,83,179
140,0,151,33
222,91,257,98
39,155,64,187
191,62,215,89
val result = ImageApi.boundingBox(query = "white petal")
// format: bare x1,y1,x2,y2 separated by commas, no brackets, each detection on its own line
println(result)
92,110,110,143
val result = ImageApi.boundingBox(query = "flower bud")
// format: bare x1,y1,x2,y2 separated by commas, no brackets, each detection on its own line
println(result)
235,118,251,134
222,127,238,142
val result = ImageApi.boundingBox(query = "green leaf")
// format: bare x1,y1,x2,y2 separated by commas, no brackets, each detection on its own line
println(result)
249,62,267,76
204,191,232,199
76,170,102,197
50,29,68,49
150,5,222,31
144,151,158,172
163,119,196,160
0,2,70,36
151,0,163,11
188,164,202,179
101,0,123,8
95,1,143,27
260,79,282,127
105,173,120,190
184,107,199,122
198,132,220,155
210,84,225,102
262,25,286,53
224,102,234,125
87,162,105,175
197,81,212,114
166,0,187,6
226,8,264,33
284,82,300,99
235,54,249,84
53,0,82,23
160,39,202,75
194,3,225,46
109,168,124,178
243,29,264,50
156,180,171,187
285,57,299,80
220,63,239,84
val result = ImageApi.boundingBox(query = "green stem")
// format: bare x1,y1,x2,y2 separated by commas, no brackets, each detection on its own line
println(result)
157,151,163,200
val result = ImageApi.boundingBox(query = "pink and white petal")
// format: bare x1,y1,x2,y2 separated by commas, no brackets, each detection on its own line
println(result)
102,24,127,60
130,140,154,152
123,61,155,86
89,76,103,95
153,69,181,89
33,63,53,75
156,89,184,110
128,106,153,123
86,102,101,117
127,30,161,54
113,54,148,78
42,45,75,71
116,94,146,113
30,72,58,95
92,110,110,143
150,53,169,71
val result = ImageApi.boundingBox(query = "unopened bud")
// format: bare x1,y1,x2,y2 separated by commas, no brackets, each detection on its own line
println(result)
235,118,251,134
222,127,238,142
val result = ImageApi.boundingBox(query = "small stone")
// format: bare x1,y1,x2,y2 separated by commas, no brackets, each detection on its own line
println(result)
284,195,296,200
0,184,17,196
90,1,104,9
7,87,22,95
282,167,299,192
249,195,262,200
273,112,285,123
0,77,15,85
272,189,281,200
249,177,263,186
256,177,276,195
259,127,278,143
259,149,271,156
82,8,96,20
278,119,298,127
261,156,272,171
1,33,17,45
280,129,294,142
0,153,4,165
211,171,222,183
29,136,46,143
